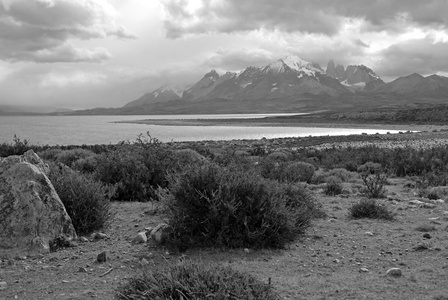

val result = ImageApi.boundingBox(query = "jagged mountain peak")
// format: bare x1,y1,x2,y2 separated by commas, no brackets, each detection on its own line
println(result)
203,69,220,80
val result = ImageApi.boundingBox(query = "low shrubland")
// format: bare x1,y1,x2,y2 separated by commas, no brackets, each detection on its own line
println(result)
115,260,279,300
161,163,322,251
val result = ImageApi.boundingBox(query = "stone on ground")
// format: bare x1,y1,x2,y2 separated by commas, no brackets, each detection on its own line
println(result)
0,150,76,255
386,268,403,277
133,232,147,244
150,223,172,244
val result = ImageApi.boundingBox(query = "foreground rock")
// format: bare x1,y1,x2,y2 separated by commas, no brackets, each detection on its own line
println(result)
0,150,76,255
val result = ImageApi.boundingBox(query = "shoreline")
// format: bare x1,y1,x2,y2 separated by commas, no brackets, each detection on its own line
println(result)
119,118,448,133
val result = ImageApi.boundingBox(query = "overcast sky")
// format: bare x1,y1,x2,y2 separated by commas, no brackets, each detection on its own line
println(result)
0,0,447,109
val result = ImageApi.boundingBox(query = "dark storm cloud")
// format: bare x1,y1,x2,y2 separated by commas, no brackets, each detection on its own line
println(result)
161,0,448,38
376,37,448,77
0,0,135,63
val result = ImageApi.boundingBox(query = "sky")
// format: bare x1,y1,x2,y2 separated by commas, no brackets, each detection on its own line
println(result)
0,0,448,109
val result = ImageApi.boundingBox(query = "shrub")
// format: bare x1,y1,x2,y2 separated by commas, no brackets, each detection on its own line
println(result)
324,176,344,196
419,186,448,200
173,148,206,168
38,148,63,161
360,173,388,198
357,161,383,174
327,168,356,182
349,199,395,220
49,163,114,235
55,148,96,168
162,164,319,251
0,135,33,157
267,151,291,161
94,134,176,201
358,162,387,198
261,160,315,183
115,260,279,300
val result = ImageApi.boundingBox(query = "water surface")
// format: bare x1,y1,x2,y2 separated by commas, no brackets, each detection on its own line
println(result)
0,114,400,145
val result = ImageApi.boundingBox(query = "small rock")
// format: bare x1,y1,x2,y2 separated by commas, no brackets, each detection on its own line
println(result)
386,268,402,277
409,200,424,205
133,232,147,244
92,233,108,240
79,237,89,243
364,232,374,236
144,227,153,239
333,259,341,264
360,268,369,273
435,199,445,204
78,267,88,273
140,258,149,266
423,233,431,239
97,251,109,263
0,282,7,290
150,223,173,244
423,203,437,209
244,248,250,254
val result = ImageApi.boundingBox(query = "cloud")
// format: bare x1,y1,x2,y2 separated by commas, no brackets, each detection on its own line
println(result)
375,36,448,78
161,0,448,38
0,0,136,63
203,48,276,71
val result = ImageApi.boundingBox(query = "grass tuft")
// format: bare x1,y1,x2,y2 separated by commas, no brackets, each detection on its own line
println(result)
115,260,279,300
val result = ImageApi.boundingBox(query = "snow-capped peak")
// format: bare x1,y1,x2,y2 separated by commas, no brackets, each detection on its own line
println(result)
282,55,323,74
266,55,323,77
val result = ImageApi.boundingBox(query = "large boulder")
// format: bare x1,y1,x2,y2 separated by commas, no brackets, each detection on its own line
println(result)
0,150,76,255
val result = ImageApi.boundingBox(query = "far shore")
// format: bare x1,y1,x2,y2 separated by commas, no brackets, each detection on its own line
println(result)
118,117,448,133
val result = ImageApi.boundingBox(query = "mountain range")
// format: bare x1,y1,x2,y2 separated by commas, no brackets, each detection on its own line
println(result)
112,55,448,114
4,55,448,115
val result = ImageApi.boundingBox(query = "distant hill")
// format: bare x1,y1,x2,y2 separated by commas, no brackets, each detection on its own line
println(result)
0,105,73,115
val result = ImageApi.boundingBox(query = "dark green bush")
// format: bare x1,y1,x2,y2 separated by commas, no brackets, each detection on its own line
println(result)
94,134,176,201
49,164,114,235
349,199,395,220
115,260,279,300
163,164,320,251
324,176,344,196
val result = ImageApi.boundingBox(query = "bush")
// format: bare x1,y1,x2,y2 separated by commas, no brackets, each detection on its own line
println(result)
162,164,320,251
327,168,356,182
324,176,344,196
55,148,96,168
94,134,176,201
115,260,279,300
358,162,387,198
0,135,34,157
49,164,114,235
349,199,395,220
261,160,315,183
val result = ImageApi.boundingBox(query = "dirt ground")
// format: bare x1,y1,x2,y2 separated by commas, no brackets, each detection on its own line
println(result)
1,175,448,300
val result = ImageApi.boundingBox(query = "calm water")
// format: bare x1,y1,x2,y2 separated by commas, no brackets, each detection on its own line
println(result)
0,114,400,145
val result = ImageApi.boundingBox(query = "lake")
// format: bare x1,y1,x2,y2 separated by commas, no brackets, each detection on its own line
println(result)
0,114,400,145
